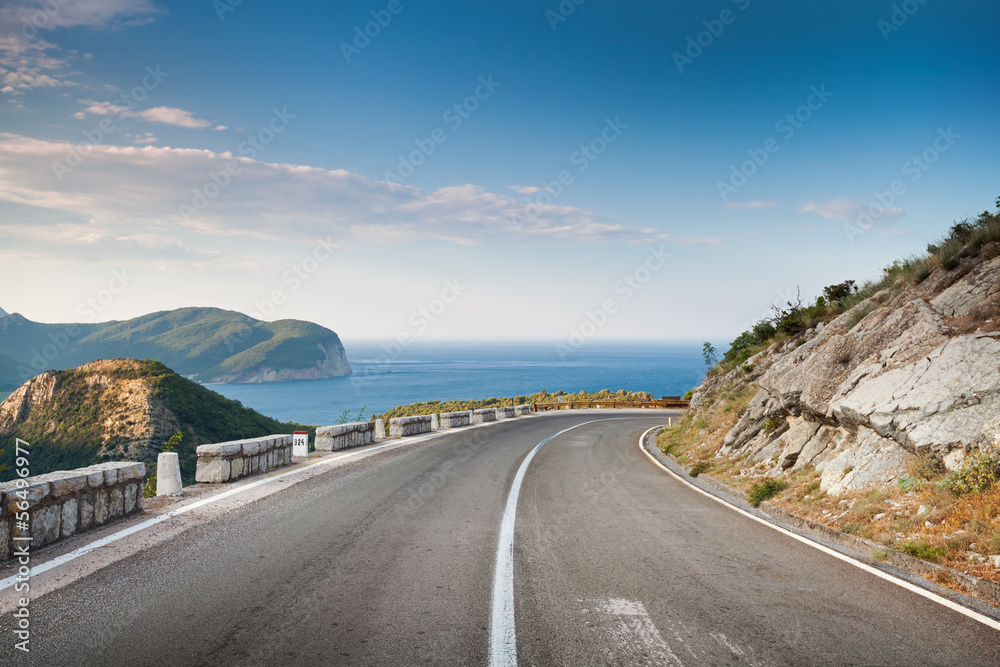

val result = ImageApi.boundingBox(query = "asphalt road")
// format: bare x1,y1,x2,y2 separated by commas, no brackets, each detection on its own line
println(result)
4,412,1000,666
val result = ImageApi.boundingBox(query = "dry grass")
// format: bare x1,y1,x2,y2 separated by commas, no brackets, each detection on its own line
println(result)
657,387,755,475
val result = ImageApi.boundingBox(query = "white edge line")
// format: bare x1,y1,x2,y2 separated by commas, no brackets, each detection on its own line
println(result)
0,412,611,593
0,435,430,592
638,425,1000,633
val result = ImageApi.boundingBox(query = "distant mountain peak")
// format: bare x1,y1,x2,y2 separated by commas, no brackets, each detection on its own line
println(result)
0,307,8,319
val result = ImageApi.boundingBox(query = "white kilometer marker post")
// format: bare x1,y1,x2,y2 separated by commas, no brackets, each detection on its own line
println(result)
292,431,309,457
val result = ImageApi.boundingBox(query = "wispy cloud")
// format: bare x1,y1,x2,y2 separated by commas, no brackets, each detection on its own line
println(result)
74,100,221,129
723,200,779,210
0,133,720,252
0,1,165,99
0,0,163,34
799,196,905,223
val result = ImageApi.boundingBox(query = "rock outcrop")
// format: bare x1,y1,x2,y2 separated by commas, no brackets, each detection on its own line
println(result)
0,358,305,484
702,250,1000,495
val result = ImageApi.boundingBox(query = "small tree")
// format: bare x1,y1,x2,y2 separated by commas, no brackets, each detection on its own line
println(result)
702,342,718,369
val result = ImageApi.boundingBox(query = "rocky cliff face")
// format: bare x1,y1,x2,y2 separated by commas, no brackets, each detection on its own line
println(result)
207,341,352,383
697,253,1000,495
0,358,310,484
0,359,181,462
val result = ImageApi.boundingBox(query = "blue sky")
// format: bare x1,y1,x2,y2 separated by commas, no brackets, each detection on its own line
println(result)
0,0,997,342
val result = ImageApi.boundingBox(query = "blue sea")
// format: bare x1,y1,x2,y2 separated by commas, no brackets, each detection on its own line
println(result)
206,340,708,425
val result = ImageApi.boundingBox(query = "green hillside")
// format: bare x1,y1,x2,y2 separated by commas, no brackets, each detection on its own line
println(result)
0,359,315,485
0,307,351,390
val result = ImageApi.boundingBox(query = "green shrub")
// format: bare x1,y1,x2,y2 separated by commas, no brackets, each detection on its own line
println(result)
899,541,946,562
748,479,787,506
682,390,694,401
943,448,999,494
689,460,710,477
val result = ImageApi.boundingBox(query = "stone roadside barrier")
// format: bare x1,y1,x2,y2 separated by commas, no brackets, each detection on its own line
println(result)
514,404,532,416
496,406,516,420
472,408,497,424
390,415,434,437
0,462,145,561
439,410,472,429
316,422,375,452
195,435,293,484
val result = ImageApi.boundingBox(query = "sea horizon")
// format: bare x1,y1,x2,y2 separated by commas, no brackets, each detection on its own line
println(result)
207,339,713,425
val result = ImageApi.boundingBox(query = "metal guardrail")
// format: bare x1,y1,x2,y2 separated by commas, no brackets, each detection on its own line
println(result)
532,399,689,411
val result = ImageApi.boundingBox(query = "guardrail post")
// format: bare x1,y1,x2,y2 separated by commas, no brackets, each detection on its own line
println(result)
156,452,183,497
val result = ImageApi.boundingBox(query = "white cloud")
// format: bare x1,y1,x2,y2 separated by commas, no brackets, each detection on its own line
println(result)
74,100,220,129
0,37,75,96
723,200,779,210
799,196,904,224
131,132,157,144
0,1,164,98
509,185,546,195
136,106,215,129
0,1,163,34
0,133,722,251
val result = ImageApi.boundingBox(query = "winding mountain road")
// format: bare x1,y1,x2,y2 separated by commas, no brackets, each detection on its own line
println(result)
4,412,999,665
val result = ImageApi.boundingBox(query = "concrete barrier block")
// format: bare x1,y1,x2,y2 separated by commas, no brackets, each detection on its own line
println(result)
94,489,109,525
196,457,231,483
109,487,124,519
0,519,10,561
46,471,88,496
78,467,106,488
0,480,50,515
60,498,78,538
472,408,496,424
31,505,60,546
439,411,471,429
79,492,94,530
124,483,137,514
242,440,263,457
389,415,433,437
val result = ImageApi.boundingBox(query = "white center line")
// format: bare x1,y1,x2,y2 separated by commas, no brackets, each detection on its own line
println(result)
489,418,620,667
